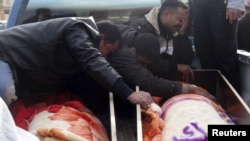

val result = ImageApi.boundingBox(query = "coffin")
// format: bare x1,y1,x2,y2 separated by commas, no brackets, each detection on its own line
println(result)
114,70,250,141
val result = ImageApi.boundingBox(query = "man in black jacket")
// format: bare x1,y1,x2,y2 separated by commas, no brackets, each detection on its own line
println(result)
192,0,244,93
129,0,194,81
238,2,250,52
0,17,153,109
107,32,215,140
108,33,215,102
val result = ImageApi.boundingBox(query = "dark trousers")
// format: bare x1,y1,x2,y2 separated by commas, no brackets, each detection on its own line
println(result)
192,0,240,92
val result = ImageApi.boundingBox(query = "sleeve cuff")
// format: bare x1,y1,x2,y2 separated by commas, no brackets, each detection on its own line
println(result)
110,79,134,100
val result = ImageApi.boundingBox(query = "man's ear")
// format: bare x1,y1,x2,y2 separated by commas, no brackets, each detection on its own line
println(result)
163,10,170,17
99,34,105,41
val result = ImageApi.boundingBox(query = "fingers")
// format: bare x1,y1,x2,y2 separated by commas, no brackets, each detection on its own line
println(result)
182,67,194,82
149,103,162,115
179,15,188,34
127,91,153,110
193,87,217,103
226,8,242,24
141,103,150,110
182,73,188,82
142,92,154,109
190,69,195,80
203,91,217,103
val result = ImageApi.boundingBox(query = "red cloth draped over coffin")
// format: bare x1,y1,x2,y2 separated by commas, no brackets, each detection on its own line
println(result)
142,94,234,141
10,92,109,141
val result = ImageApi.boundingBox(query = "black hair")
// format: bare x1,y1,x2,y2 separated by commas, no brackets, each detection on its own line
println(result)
96,20,122,44
133,33,160,62
160,0,188,14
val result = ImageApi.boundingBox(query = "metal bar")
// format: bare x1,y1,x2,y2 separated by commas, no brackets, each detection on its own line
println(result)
136,86,143,141
109,92,117,141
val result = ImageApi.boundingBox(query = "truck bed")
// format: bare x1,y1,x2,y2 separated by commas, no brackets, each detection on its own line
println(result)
110,70,250,141
178,70,250,124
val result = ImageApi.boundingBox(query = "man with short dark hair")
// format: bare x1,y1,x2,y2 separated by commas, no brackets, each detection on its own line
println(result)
0,17,153,110
107,29,215,140
108,32,215,102
130,0,194,81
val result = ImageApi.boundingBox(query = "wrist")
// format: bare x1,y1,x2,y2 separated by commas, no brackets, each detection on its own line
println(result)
181,84,197,93
181,84,189,93
111,79,133,100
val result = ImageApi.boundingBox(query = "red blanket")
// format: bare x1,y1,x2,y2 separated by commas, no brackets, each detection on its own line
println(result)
10,92,109,141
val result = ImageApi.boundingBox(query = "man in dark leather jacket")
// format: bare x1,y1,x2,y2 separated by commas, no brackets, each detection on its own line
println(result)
0,17,153,109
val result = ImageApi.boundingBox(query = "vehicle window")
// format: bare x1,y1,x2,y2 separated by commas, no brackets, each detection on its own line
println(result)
0,21,6,30
0,24,5,30
17,0,161,25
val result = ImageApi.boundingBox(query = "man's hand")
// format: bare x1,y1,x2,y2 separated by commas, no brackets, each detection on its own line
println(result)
179,10,189,35
226,8,242,24
177,64,194,81
127,91,153,110
182,84,217,103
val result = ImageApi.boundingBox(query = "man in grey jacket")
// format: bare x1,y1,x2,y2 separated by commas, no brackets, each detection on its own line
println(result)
0,17,153,109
